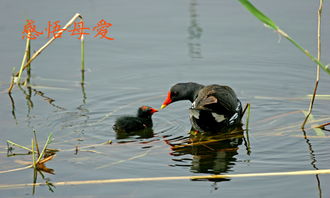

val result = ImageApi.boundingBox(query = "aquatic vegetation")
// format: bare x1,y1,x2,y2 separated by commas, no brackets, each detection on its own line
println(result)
301,0,323,129
4,132,57,194
238,0,328,128
237,0,328,74
8,13,86,93
6,132,56,173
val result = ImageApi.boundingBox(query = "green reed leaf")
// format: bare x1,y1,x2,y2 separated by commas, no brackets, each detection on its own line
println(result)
238,0,278,30
238,0,330,75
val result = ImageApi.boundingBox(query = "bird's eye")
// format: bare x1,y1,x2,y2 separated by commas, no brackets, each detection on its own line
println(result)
172,91,178,97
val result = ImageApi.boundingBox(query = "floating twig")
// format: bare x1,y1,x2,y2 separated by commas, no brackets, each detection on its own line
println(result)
1,169,330,189
0,165,32,174
313,122,330,130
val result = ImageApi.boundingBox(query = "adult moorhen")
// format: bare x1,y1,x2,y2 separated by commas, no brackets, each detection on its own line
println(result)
113,106,158,133
161,82,242,133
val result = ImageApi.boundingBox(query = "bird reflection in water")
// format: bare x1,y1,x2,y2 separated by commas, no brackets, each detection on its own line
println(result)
115,127,154,139
168,125,244,183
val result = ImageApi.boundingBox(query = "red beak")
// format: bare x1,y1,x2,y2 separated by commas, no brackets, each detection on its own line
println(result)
161,91,172,109
150,108,158,114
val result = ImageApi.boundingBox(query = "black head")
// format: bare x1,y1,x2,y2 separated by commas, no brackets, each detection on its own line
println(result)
137,106,158,118
161,82,204,109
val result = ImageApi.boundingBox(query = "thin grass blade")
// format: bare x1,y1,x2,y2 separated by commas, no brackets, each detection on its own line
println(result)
36,133,53,163
7,140,33,152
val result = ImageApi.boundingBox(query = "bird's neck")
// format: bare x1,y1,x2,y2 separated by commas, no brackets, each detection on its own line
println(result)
137,113,152,119
187,83,204,102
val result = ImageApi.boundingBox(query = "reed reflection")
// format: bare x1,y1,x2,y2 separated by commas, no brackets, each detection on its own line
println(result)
187,0,203,59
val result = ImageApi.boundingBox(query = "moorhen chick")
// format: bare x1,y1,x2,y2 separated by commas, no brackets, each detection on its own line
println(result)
161,82,242,133
113,106,158,133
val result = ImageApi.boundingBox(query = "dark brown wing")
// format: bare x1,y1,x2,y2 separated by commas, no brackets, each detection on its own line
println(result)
193,85,238,114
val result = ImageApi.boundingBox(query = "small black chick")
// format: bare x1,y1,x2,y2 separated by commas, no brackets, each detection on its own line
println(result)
113,106,158,133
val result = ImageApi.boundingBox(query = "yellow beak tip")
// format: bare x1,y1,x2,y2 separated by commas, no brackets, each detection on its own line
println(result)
160,104,167,109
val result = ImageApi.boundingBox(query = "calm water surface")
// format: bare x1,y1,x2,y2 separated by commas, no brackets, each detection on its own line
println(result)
0,0,330,197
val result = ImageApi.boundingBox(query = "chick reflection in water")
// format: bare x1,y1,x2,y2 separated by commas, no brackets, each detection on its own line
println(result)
169,126,244,181
113,106,158,139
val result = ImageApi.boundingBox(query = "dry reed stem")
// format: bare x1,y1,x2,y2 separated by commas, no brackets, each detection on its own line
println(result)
307,94,330,99
0,156,55,175
245,103,251,129
36,133,53,163
172,132,244,149
38,155,55,164
33,131,40,157
302,111,325,136
254,95,330,101
1,169,330,189
6,140,33,152
26,37,31,84
313,122,330,129
0,165,32,174
31,138,36,169
80,17,85,72
8,13,83,93
17,32,31,83
301,0,323,129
